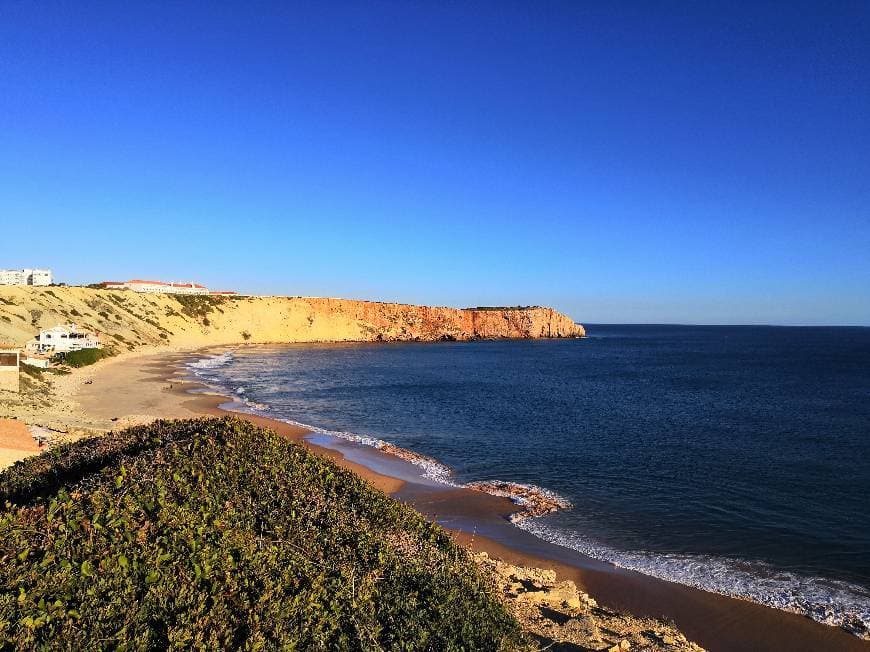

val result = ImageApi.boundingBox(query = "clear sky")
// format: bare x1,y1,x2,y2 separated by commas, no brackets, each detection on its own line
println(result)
1,2,868,325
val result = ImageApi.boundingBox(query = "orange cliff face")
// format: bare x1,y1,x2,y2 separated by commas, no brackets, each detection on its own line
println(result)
0,286,585,349
296,299,585,342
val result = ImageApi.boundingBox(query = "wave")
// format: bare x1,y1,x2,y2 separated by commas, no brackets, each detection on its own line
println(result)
188,351,234,370
516,518,870,639
186,352,269,412
276,419,458,485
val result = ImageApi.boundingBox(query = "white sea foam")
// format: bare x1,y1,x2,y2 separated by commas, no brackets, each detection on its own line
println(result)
188,351,234,370
516,518,870,638
276,419,459,484
186,353,269,412
241,398,270,411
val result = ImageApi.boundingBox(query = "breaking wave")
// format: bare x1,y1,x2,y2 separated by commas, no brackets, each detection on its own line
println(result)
187,352,268,412
516,518,870,638
279,419,458,485
188,351,234,370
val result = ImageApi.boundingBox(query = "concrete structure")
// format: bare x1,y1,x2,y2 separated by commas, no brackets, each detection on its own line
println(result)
102,279,210,295
0,268,53,286
25,324,101,354
29,269,52,285
21,356,50,369
0,349,20,393
0,270,26,285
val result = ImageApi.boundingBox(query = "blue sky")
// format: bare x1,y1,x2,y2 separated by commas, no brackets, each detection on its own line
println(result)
1,2,868,324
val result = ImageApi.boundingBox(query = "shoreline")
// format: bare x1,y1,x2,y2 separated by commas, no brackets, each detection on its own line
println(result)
60,347,870,651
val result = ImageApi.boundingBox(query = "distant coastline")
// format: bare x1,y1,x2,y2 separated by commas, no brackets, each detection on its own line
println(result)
0,286,584,352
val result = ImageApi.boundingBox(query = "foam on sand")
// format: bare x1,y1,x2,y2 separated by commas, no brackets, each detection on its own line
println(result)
516,517,870,639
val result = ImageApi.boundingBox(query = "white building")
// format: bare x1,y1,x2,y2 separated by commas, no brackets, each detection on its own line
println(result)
21,356,50,369
0,268,53,286
25,324,101,354
102,279,210,295
0,270,26,285
29,269,53,285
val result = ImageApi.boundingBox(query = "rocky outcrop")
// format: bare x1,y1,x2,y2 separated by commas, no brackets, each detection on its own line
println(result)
0,287,584,350
476,552,705,652
465,480,573,521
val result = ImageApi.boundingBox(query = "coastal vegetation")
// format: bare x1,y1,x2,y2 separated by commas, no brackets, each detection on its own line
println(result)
172,294,225,321
0,418,522,649
54,347,113,368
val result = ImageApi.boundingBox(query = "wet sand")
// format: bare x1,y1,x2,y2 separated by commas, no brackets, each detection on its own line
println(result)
76,349,870,652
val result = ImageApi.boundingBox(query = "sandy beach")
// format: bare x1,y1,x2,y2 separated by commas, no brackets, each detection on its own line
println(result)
0,418,43,468
8,347,867,651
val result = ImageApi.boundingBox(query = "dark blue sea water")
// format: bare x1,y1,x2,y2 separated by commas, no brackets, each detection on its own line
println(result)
189,325,870,634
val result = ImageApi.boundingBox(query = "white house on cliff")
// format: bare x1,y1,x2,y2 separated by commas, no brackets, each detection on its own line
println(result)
25,324,101,354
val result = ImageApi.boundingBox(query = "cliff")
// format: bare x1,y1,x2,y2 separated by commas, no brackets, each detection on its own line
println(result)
0,286,584,350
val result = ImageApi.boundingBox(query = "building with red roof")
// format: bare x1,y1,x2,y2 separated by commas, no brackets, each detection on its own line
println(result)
100,280,211,295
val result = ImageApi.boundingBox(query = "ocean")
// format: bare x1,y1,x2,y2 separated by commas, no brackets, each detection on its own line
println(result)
188,325,870,635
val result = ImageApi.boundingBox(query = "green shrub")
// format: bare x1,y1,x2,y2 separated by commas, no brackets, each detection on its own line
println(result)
0,418,521,650
56,348,112,368
172,295,224,321
19,363,43,378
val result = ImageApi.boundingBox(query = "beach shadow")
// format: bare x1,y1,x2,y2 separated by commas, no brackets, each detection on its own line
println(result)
538,605,573,626
526,633,596,652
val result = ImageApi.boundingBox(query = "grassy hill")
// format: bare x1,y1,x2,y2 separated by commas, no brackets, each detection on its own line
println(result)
0,418,521,649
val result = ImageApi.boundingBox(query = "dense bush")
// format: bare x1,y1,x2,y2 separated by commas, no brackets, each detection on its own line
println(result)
57,348,112,368
18,363,43,379
172,295,224,321
0,418,521,650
